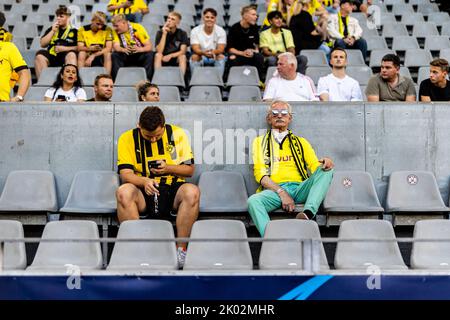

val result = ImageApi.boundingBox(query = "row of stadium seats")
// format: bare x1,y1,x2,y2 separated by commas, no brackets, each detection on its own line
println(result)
2,218,449,271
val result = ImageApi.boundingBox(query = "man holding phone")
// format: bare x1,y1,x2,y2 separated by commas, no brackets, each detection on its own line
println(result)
116,106,199,268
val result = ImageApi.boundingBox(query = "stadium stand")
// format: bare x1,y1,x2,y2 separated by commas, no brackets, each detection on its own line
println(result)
0,220,27,270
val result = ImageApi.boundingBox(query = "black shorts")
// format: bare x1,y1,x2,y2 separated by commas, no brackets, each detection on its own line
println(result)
91,55,104,67
36,49,76,67
140,182,185,220
162,56,180,67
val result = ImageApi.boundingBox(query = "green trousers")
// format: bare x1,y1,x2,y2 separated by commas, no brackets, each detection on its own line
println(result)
248,168,334,236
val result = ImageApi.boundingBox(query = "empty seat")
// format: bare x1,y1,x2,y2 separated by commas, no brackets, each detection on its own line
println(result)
378,13,397,25
259,220,329,271
440,49,450,63
187,86,222,102
36,3,60,14
226,66,260,86
107,220,178,271
300,50,328,67
22,50,37,69
111,87,139,102
265,66,277,85
391,4,414,16
158,86,181,102
79,67,107,86
29,37,42,50
11,23,38,38
27,221,102,272
401,12,425,26
305,66,332,85
198,171,248,213
417,66,430,84
0,170,58,212
417,3,439,15
334,219,407,270
0,220,27,270
441,22,450,36
25,13,51,25
151,66,185,87
427,12,450,27
84,86,95,100
366,36,388,51
412,22,439,37
146,3,169,15
12,37,27,52
24,86,47,102
425,36,450,51
382,23,408,37
35,67,60,86
404,49,433,68
386,171,450,213
114,67,147,86
189,67,224,87
183,220,253,270
346,50,366,66
346,66,373,86
228,85,262,102
410,220,450,270
392,36,420,51
399,66,412,79
409,0,430,4
141,14,165,26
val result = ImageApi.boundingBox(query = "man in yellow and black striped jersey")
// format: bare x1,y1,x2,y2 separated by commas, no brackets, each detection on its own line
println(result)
107,0,149,23
116,106,199,268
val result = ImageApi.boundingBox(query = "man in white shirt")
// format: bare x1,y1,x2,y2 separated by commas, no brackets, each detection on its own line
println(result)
190,8,227,76
317,47,362,101
263,52,318,101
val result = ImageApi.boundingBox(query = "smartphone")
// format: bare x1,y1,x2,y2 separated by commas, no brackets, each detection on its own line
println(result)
56,95,67,101
148,160,161,169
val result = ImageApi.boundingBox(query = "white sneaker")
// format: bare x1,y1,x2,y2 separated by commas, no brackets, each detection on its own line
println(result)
177,247,187,269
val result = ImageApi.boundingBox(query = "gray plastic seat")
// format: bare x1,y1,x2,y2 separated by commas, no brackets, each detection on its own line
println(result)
183,220,253,271
84,87,95,100
151,66,185,87
366,36,388,51
111,87,139,102
0,220,27,270
158,86,181,102
383,0,406,5
114,67,147,86
187,86,222,102
417,3,439,15
382,23,408,37
440,49,450,62
323,171,384,213
24,86,47,102
409,0,430,4
198,171,248,213
36,3,60,14
60,171,118,214
174,3,196,15
259,220,329,271
441,22,450,36
346,66,373,86
392,36,420,51
391,4,414,16
401,12,425,26
378,13,397,25
189,67,224,87
0,170,58,212
427,12,450,27
107,220,178,271
399,66,412,80
22,50,37,68
79,67,107,86
425,36,450,51
369,49,396,68
412,22,439,37
12,37,27,52
141,14,165,26
300,50,328,67
35,67,60,86
228,85,262,102
404,49,433,68
334,219,407,270
226,66,260,86
264,66,277,85
417,66,430,84
11,23,38,38
411,220,450,270
27,221,102,272
386,171,450,213
346,50,366,66
145,3,169,15
25,13,51,25
305,66,332,85
29,37,42,50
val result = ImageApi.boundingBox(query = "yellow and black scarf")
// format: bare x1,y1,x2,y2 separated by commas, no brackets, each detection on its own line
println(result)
49,25,73,56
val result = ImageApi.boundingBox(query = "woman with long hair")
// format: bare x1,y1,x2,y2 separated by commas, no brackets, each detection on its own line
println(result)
136,81,160,102
44,64,87,102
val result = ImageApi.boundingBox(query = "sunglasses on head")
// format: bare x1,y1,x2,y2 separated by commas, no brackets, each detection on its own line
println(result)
271,109,289,116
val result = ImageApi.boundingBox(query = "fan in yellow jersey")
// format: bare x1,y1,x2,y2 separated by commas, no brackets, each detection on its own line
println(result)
116,106,199,268
107,0,149,22
77,11,113,74
248,101,334,236
0,11,30,102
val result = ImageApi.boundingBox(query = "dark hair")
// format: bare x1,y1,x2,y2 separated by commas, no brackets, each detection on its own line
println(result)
340,0,353,5
55,5,71,16
267,10,282,21
381,54,401,68
51,64,83,89
430,58,449,72
203,7,217,17
137,81,159,101
0,11,5,27
330,47,347,58
139,106,165,131
94,74,113,86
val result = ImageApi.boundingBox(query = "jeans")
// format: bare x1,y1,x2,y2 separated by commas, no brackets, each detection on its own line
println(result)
190,56,226,77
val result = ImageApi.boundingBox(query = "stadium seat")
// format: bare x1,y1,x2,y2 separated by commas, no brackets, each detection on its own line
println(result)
417,3,440,15
11,23,38,38
146,3,169,15
440,49,450,62
412,22,439,37
29,37,42,50
259,220,329,271
158,86,181,102
386,171,450,213
401,12,425,26
36,4,60,15
425,36,450,51
111,87,139,102
79,67,107,86
409,0,431,4
24,86,47,102
83,87,95,100
187,86,222,102
228,85,262,102
189,67,224,87
440,22,450,36
366,36,388,51
114,67,147,86
174,3,197,15
183,220,253,271
417,66,430,84
391,4,414,16
305,66,332,85
399,66,413,80
427,12,450,27
27,221,103,272
0,170,58,213
24,13,51,26
22,50,37,69
346,66,373,86
91,3,108,14
323,171,384,214
382,23,408,37
334,219,407,270
198,171,248,213
346,50,366,66
142,14,166,27
35,67,60,86
0,220,27,270
227,66,260,86
299,50,328,67
383,0,406,5
151,67,185,87
378,13,397,25
265,66,277,85
7,4,32,16
107,220,178,271
152,0,175,5
369,49,395,68
392,36,420,51
404,49,433,68
410,220,450,270
12,37,27,52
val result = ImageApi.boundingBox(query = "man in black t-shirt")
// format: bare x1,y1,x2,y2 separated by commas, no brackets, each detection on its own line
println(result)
419,58,450,102
154,12,189,76
226,5,264,80
35,6,78,80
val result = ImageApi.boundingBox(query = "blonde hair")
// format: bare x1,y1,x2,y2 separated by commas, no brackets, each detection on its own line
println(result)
111,14,127,24
92,11,107,24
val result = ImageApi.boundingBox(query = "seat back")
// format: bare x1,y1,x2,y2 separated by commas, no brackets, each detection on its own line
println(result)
0,220,27,270
151,66,185,87
114,67,147,86
187,86,222,102
226,66,260,86
190,67,224,87
228,86,262,102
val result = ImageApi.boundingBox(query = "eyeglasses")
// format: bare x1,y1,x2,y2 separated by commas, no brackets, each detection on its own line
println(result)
271,109,289,116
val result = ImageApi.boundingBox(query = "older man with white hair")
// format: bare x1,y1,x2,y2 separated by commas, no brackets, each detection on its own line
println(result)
263,52,318,101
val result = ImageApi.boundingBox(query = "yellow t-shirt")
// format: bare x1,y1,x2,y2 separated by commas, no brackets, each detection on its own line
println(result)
117,125,194,185
259,28,295,53
0,42,27,101
108,0,148,15
307,0,324,16
78,24,113,48
112,22,150,47
252,132,320,187
263,0,280,26
0,27,13,42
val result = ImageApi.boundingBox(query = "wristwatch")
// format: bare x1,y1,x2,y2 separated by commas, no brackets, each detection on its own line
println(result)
14,95,24,102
